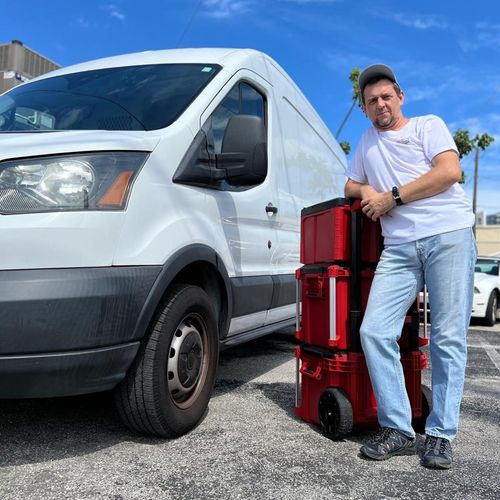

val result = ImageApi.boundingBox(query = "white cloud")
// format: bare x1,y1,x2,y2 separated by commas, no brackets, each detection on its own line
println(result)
203,0,254,19
324,49,372,76
279,0,342,4
370,10,448,30
403,84,448,103
100,4,126,23
448,113,500,213
77,17,91,29
459,22,500,53
448,114,500,142
476,22,500,49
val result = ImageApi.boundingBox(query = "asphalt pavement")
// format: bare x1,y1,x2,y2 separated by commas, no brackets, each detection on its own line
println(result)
0,323,499,499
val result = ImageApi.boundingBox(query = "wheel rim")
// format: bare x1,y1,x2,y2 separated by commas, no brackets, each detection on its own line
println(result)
167,313,208,408
319,391,340,436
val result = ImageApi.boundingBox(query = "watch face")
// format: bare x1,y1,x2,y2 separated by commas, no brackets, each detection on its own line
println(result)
392,186,402,205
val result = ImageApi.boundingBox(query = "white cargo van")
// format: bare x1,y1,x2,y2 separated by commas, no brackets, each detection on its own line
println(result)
0,48,346,436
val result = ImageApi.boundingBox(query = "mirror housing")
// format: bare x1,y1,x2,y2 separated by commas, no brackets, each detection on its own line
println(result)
173,114,267,188
216,114,267,186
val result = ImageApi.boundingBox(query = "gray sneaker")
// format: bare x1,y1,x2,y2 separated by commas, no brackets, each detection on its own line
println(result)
422,435,453,469
360,427,416,461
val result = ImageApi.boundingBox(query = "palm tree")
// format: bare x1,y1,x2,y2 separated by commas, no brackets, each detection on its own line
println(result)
453,129,495,235
335,68,361,140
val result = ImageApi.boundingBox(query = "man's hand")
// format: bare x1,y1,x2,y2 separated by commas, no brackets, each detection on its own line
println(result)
360,191,395,221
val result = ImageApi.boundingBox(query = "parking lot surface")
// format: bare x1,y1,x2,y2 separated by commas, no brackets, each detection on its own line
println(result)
0,324,499,499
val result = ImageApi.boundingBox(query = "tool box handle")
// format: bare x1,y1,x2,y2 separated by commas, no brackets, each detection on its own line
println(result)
300,361,322,380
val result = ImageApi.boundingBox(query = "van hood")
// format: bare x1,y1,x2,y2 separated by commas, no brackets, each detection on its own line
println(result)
0,130,162,162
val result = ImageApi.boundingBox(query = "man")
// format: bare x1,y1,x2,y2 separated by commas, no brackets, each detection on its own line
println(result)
345,64,476,469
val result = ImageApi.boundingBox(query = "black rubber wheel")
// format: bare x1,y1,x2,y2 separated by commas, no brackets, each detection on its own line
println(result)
412,385,432,434
318,388,353,440
114,284,219,437
483,291,498,327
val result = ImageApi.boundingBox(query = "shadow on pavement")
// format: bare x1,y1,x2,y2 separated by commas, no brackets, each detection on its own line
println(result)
0,331,297,467
213,331,296,397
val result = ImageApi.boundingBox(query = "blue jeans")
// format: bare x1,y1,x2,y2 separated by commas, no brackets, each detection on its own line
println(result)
360,228,477,441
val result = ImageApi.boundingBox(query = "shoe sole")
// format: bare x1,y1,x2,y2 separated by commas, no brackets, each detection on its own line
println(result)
421,458,452,469
360,444,416,461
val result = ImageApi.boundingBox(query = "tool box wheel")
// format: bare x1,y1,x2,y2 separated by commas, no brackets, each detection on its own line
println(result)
412,385,432,434
319,388,353,440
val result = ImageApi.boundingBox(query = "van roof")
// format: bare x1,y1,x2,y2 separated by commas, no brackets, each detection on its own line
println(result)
31,48,270,80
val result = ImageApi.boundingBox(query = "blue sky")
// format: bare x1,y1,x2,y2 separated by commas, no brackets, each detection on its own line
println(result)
2,0,499,213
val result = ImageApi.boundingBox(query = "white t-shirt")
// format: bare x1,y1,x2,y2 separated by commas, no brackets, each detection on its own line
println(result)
346,114,475,245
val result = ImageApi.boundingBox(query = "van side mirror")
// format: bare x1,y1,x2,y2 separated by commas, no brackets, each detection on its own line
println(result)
216,115,267,186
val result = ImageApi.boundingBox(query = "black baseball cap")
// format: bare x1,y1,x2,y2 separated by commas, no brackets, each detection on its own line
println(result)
358,64,399,97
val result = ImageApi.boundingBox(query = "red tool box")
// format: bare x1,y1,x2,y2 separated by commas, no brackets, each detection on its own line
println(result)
296,265,381,351
295,197,430,439
295,346,430,438
300,198,351,265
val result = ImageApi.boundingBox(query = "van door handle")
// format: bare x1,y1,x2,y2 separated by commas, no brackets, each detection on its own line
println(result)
266,203,278,215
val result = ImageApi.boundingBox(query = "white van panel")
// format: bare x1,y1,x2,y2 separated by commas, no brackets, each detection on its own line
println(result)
0,212,125,269
198,69,278,278
0,130,160,162
264,62,346,274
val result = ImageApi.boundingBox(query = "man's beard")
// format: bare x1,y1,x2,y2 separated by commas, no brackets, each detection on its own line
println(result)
375,113,394,129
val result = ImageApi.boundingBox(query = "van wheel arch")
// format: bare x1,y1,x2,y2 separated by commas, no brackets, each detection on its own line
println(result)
131,245,233,343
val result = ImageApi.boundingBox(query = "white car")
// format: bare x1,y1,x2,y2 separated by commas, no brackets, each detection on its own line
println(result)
472,257,500,326
419,257,500,327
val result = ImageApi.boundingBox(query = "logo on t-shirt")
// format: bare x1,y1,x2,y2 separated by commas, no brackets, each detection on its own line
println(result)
397,138,410,144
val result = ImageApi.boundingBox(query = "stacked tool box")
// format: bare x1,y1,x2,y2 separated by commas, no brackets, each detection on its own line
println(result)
295,198,430,439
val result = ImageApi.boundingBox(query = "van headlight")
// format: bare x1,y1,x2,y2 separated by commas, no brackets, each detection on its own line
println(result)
0,152,148,213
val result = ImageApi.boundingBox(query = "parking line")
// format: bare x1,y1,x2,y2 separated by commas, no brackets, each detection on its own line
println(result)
470,335,500,372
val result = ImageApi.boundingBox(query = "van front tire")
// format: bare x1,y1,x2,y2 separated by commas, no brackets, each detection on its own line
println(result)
115,284,219,437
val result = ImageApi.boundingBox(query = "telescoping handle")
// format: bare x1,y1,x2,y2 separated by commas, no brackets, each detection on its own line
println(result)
295,277,301,331
295,354,301,407
329,276,337,341
423,284,429,339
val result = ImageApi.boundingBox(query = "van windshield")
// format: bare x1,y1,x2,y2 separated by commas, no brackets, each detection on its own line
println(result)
0,63,221,132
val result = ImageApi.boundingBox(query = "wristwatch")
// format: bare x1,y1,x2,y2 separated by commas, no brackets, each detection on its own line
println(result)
392,186,404,206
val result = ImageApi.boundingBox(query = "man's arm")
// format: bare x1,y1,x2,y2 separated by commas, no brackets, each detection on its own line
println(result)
397,150,461,203
344,179,378,199
358,150,462,221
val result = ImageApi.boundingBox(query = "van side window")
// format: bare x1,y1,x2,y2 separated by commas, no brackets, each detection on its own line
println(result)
210,82,266,154
241,83,265,117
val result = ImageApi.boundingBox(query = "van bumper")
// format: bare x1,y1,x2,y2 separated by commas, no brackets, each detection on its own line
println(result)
0,343,140,398
0,266,161,398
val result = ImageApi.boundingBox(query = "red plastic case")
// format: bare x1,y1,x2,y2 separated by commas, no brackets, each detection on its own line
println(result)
361,216,383,264
295,346,427,428
300,198,351,265
296,265,350,350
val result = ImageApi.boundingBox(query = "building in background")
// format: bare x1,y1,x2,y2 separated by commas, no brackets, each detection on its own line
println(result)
0,40,59,93
486,212,500,225
476,226,500,256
